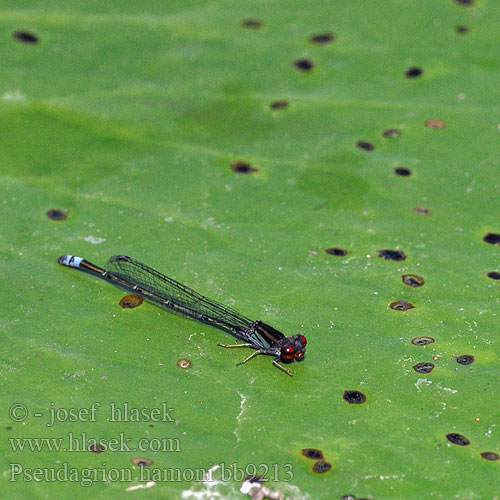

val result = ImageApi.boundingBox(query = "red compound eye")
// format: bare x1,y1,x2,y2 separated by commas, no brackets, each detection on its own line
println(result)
281,346,295,361
299,335,307,346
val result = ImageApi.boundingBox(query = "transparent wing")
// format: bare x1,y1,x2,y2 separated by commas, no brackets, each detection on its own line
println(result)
106,256,257,339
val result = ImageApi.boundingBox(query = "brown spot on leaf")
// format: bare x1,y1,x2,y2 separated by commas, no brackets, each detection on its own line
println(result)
293,58,314,71
378,249,406,261
177,359,192,369
312,460,331,474
119,294,143,309
241,19,262,29
402,274,424,287
310,33,334,44
390,300,414,311
425,119,446,129
270,100,289,110
406,67,423,78
12,31,39,44
356,140,375,151
231,161,258,174
394,167,411,176
413,206,431,215
382,128,401,138
325,247,347,257
483,233,500,245
411,336,435,346
456,354,474,365
413,362,434,373
46,209,67,221
131,457,153,466
343,390,366,404
89,443,106,453
446,433,470,446
301,448,324,460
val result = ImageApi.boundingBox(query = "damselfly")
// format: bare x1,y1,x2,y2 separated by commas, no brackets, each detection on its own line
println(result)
58,255,307,376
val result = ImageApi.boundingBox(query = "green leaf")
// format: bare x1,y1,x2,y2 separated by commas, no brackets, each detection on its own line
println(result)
2,1,500,499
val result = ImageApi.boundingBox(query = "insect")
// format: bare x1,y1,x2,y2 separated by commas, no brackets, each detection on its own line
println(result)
58,255,307,376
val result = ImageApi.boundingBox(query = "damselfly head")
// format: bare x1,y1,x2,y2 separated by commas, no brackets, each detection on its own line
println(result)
279,334,307,363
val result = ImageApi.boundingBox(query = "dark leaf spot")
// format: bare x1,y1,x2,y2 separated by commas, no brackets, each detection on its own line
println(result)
487,271,500,280
483,233,500,245
456,354,474,365
270,100,289,110
394,167,411,176
119,294,143,309
446,433,470,446
12,30,39,44
312,460,331,474
89,443,106,453
325,247,347,257
243,474,266,483
241,19,262,29
343,390,366,404
6,426,12,431
177,358,192,369
411,336,435,346
413,206,431,215
356,140,375,151
131,457,153,466
455,25,469,34
301,448,324,460
293,58,314,71
382,128,401,138
402,274,424,287
378,249,406,261
455,0,473,5
406,67,423,78
310,33,335,44
390,300,415,311
480,452,499,461
231,161,258,174
413,362,434,373
46,209,67,221
425,119,446,129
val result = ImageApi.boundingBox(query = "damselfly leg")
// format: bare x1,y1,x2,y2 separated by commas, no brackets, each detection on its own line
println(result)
236,350,262,366
218,343,293,376
217,343,253,348
272,357,293,377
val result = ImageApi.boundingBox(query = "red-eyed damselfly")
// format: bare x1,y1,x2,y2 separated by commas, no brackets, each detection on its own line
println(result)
58,255,307,376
